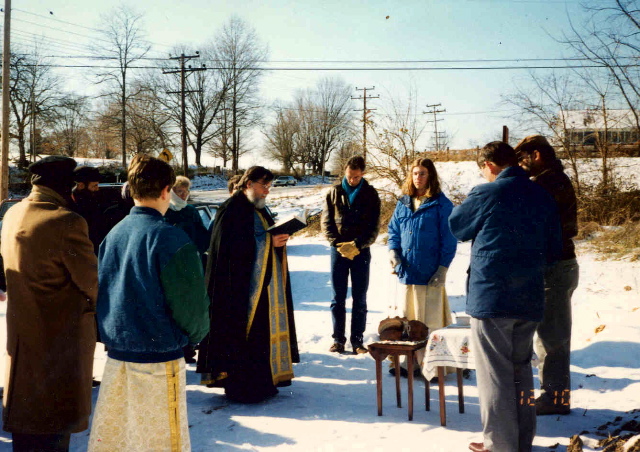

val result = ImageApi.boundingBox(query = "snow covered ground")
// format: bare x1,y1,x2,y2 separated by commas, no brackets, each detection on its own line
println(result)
0,162,638,451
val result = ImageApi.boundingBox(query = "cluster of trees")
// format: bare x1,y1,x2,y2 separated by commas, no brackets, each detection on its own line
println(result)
7,7,266,172
504,0,640,194
263,78,355,177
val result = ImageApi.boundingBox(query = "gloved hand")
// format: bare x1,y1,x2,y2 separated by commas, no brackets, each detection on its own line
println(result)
427,265,448,288
389,249,401,272
336,241,360,260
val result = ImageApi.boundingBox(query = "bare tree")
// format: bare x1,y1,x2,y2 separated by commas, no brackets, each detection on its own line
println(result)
562,1,640,130
502,71,584,194
263,104,300,173
210,16,268,173
368,85,428,191
92,5,151,167
126,83,174,155
9,48,63,166
272,78,354,177
44,94,90,157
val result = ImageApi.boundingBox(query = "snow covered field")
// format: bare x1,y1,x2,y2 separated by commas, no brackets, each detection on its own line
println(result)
0,160,638,451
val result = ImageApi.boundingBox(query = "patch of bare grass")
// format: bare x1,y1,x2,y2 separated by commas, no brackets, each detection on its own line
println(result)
588,221,640,261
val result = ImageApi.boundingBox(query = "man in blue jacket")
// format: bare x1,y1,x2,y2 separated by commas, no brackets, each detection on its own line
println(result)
89,154,209,451
449,142,562,452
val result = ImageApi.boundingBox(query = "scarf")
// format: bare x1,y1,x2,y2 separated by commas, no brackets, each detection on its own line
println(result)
342,177,363,206
169,189,188,211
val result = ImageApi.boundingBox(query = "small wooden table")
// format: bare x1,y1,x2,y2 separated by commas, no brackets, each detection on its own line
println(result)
424,326,473,426
368,341,428,421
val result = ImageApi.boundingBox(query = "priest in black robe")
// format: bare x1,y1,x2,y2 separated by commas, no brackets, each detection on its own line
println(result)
197,166,299,403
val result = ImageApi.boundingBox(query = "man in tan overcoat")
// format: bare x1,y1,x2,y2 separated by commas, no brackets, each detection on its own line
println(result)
1,156,98,451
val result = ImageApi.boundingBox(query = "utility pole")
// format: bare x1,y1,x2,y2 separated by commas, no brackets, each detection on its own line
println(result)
164,52,206,175
352,86,379,164
1,0,11,201
30,90,36,163
424,103,446,152
502,125,509,144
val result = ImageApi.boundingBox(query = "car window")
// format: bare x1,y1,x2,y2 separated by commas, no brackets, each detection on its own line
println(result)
196,207,211,226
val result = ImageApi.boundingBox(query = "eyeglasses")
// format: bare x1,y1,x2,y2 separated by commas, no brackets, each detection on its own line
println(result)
252,181,272,190
517,153,531,163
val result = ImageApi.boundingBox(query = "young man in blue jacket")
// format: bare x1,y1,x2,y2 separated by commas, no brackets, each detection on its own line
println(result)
89,154,209,451
449,142,562,452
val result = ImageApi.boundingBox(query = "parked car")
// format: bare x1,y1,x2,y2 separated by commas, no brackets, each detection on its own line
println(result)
191,201,222,229
273,176,297,187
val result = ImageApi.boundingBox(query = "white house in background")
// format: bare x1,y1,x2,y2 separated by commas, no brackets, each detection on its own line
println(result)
563,109,639,145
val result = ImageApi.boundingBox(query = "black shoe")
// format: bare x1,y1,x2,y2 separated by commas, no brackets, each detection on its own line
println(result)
536,395,571,415
329,342,345,353
353,345,368,355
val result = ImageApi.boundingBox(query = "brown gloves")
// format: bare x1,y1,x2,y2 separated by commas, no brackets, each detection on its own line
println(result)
336,241,360,260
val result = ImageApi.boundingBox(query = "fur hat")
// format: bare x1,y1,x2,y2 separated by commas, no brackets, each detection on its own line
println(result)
28,156,77,197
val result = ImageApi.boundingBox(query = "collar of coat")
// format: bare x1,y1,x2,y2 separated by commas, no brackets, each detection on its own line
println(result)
496,165,528,181
398,192,441,210
27,184,68,207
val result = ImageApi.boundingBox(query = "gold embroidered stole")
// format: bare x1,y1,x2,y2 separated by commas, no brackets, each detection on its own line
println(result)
247,211,294,385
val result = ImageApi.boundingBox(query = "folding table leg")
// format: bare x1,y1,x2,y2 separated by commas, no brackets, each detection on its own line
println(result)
394,354,402,408
425,376,430,411
438,366,446,426
375,357,383,416
407,352,414,421
456,368,464,414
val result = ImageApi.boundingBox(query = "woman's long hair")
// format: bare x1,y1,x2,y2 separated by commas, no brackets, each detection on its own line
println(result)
401,158,441,197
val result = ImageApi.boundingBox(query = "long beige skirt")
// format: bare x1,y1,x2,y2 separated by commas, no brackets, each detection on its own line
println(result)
401,284,453,370
88,357,191,452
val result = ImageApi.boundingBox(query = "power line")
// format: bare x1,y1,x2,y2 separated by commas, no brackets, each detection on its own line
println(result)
1,63,624,71
9,16,113,45
9,8,175,50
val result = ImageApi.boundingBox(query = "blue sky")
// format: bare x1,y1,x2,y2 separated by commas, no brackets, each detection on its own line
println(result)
14,0,588,165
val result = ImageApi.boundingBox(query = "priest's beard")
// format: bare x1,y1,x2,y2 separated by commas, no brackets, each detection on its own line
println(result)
246,189,266,209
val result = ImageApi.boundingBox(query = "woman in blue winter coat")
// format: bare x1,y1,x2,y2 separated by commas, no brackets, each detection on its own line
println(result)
387,158,458,374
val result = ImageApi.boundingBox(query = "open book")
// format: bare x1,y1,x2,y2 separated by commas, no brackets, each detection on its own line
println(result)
267,209,308,235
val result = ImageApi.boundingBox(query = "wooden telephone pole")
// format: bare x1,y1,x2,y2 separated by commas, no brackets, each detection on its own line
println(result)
1,0,11,201
424,103,446,152
164,52,206,175
352,86,379,164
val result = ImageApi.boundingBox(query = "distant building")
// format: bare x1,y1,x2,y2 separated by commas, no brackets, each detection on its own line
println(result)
563,109,639,146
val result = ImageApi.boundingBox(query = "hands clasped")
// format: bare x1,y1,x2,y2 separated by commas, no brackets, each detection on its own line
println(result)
336,241,360,260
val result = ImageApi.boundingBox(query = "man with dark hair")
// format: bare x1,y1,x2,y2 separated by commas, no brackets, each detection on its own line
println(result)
322,155,381,354
89,154,209,450
515,135,579,416
449,142,562,452
1,156,97,451
73,166,102,254
197,166,299,403
227,174,241,194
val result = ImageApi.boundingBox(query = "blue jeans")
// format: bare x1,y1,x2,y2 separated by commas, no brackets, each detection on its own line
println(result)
330,246,371,347
536,258,579,399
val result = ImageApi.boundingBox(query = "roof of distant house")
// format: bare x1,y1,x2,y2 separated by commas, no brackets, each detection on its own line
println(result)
564,109,637,130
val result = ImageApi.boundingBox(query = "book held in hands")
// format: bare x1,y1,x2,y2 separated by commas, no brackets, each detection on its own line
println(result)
267,209,308,235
